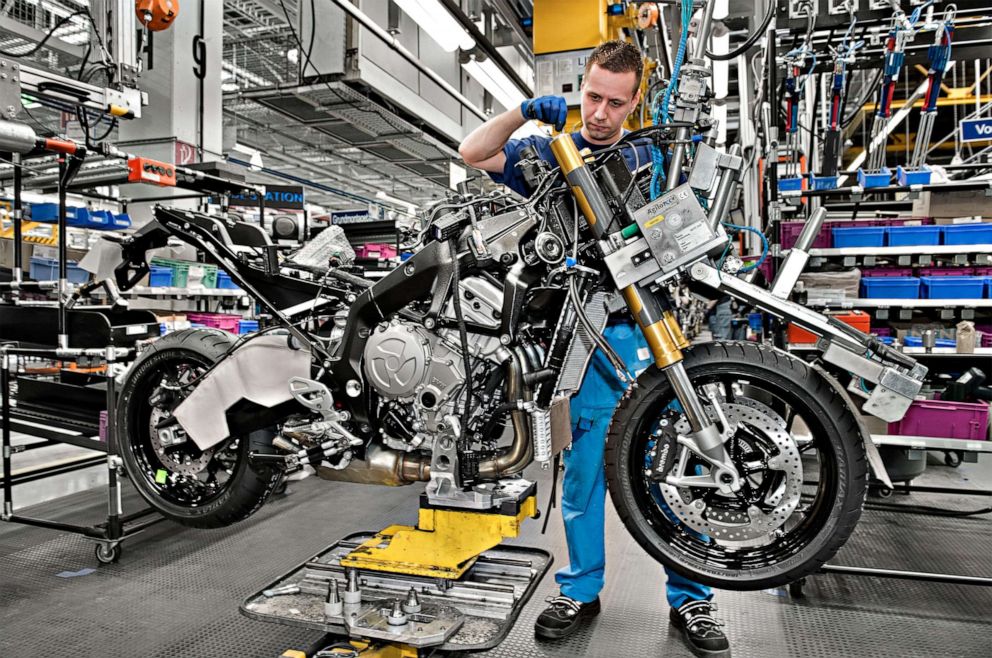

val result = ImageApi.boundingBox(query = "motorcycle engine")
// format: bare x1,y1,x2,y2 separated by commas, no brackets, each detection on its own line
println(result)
362,277,505,449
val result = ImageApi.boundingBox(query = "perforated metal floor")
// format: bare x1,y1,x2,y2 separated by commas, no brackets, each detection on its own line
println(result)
1,457,989,658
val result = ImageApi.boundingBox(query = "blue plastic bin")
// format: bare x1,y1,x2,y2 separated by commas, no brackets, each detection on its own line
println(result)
920,276,986,299
860,276,920,299
29,256,90,284
857,167,892,188
833,226,886,248
886,225,941,246
903,336,956,348
811,174,839,190
216,271,241,289
941,223,992,245
238,320,259,335
112,213,132,229
149,265,173,287
28,203,83,223
778,177,804,192
896,165,931,186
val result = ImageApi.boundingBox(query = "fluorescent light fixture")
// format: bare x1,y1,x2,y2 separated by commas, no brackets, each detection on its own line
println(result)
394,0,475,52
232,143,264,171
462,56,526,111
375,190,417,216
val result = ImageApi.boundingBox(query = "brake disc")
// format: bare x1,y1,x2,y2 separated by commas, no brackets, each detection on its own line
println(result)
658,399,803,542
149,407,213,476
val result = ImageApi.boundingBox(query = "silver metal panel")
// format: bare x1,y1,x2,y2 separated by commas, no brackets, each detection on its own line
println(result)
299,0,346,78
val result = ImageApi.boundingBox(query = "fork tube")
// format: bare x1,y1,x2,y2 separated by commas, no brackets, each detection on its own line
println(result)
549,134,612,239
549,132,712,432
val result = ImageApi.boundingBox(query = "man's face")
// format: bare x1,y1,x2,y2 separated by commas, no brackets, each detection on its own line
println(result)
580,63,641,143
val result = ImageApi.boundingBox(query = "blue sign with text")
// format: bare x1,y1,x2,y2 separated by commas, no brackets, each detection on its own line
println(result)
960,118,992,142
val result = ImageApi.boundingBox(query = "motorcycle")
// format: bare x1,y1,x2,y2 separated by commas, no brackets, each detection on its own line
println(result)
104,127,926,591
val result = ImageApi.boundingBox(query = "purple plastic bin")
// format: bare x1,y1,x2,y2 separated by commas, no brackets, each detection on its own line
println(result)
888,400,989,441
918,266,975,277
862,267,913,277
872,327,892,337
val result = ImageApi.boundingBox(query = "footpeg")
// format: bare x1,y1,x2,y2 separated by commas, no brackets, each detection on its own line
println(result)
289,377,336,419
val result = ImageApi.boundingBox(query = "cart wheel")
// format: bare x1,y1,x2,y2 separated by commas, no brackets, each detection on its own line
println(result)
95,542,121,564
877,486,893,498
789,578,806,599
944,451,962,468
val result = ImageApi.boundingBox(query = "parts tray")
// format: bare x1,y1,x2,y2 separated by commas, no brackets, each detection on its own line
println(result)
240,532,552,652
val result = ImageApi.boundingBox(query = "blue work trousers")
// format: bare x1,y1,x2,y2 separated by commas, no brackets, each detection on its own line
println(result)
555,322,712,609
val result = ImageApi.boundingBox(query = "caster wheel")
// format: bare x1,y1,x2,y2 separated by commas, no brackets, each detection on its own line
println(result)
944,451,962,468
95,543,121,564
274,481,289,496
877,487,893,499
789,578,806,599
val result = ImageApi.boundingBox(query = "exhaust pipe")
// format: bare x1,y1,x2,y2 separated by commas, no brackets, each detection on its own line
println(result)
478,349,533,478
317,444,429,486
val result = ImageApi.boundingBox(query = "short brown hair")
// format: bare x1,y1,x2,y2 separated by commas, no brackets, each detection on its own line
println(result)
584,40,643,95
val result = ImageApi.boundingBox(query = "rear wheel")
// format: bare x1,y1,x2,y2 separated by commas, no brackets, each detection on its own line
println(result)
605,341,868,590
117,329,282,528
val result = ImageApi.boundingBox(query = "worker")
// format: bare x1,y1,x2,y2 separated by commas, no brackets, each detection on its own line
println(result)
459,40,731,658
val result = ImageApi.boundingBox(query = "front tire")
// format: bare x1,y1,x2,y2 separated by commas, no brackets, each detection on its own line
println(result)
605,341,868,591
117,329,282,529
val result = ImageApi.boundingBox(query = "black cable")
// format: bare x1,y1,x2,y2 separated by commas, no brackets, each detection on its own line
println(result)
0,10,86,57
705,2,775,61
842,67,884,129
449,239,474,436
307,0,318,69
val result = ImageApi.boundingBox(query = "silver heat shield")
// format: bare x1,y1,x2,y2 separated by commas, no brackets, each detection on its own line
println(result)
173,333,311,450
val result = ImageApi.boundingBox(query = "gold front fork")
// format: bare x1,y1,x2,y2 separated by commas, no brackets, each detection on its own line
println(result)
550,132,689,369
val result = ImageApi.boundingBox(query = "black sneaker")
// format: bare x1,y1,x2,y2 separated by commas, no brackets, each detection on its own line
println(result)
669,600,731,657
534,594,601,639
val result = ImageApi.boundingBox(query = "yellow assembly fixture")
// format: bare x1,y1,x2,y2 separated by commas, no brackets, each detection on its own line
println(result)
340,496,538,579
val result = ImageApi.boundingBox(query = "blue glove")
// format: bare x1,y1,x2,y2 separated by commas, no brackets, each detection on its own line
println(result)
521,96,567,131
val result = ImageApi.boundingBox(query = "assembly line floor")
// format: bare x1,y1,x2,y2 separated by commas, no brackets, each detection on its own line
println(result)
1,457,990,658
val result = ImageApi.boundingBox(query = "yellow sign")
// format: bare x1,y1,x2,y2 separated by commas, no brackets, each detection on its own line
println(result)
645,214,665,228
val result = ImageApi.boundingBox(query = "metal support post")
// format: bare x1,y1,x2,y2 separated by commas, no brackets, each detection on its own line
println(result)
2,350,12,519
57,156,68,348
12,152,22,285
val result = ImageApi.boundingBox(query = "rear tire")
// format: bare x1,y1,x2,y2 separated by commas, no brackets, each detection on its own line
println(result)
117,329,282,529
605,341,868,591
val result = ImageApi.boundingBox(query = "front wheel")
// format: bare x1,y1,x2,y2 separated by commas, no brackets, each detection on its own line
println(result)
605,341,868,591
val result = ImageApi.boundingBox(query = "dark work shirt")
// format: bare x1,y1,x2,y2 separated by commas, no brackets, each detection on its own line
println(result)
489,131,651,199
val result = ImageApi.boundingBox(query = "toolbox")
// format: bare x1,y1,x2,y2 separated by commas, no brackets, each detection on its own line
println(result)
788,310,870,345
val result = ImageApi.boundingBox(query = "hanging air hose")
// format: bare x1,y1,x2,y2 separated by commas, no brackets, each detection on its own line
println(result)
650,0,694,199
705,1,775,61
